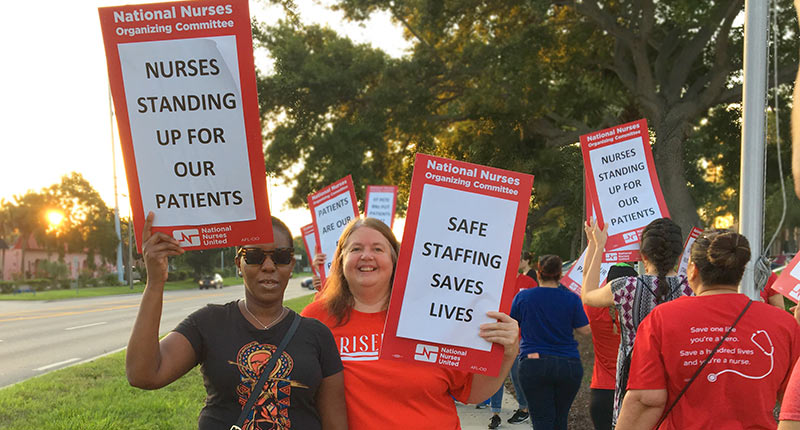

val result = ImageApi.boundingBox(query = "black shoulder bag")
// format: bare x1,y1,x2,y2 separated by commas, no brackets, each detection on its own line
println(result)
654,299,753,429
230,312,301,430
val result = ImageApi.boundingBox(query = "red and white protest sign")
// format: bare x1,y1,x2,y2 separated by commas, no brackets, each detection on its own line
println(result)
769,253,800,303
561,247,618,296
677,227,703,278
307,175,359,283
380,154,534,376
300,224,317,276
99,0,271,251
364,185,398,228
582,119,669,250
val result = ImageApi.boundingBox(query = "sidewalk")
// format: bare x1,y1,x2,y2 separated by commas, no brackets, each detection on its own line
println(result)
457,386,528,430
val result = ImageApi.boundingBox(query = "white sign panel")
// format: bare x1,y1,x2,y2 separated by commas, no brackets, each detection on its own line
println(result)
395,185,517,351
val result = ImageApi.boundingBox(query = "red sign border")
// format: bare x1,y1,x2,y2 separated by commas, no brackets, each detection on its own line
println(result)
98,0,272,252
379,153,534,376
364,185,398,228
581,119,670,250
306,175,360,285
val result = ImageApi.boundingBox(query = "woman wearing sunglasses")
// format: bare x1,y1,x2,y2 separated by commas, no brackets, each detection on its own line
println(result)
126,212,347,430
301,217,519,430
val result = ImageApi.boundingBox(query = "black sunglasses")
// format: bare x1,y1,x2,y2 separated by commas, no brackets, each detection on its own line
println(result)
238,247,295,265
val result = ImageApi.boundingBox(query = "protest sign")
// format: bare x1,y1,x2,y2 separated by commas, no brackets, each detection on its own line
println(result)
307,175,360,283
99,0,271,251
300,224,317,276
677,227,703,278
582,119,669,250
768,252,800,303
364,185,398,228
586,187,641,263
561,246,636,296
380,153,533,376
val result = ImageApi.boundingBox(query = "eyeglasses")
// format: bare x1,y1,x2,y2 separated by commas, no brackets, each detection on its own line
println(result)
238,247,295,265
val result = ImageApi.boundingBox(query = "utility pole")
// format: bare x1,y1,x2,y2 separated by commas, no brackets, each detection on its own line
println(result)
739,0,769,300
110,88,124,284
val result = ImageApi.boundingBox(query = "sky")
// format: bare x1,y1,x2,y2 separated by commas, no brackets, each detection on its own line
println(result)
0,0,408,237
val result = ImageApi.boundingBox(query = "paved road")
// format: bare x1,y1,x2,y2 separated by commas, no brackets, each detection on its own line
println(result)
0,278,312,388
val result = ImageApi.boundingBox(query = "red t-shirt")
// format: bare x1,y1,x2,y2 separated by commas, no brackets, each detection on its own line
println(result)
584,304,620,390
780,359,800,421
301,300,473,430
760,272,779,303
627,294,800,429
515,273,537,294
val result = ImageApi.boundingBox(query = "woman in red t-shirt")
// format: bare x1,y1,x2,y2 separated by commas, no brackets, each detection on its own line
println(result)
617,231,800,430
301,218,520,430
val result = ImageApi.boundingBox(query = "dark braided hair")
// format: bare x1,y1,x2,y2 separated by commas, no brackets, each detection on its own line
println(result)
639,218,683,303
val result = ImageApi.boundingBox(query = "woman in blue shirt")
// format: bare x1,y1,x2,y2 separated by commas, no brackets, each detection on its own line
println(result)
511,254,590,430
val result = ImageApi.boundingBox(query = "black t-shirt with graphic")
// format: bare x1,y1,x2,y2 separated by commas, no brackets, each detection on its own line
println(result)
174,301,342,430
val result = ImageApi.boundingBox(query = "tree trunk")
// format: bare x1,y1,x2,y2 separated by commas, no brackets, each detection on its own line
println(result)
652,122,702,236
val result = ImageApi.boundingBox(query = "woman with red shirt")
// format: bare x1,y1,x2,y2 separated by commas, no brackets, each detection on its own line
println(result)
617,231,800,429
301,218,520,430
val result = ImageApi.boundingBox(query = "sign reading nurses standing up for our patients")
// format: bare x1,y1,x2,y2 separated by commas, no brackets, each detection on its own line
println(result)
99,0,272,251
380,154,533,376
307,176,360,284
582,119,669,251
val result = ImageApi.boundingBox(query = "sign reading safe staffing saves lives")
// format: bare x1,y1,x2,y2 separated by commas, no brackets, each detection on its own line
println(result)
582,119,669,250
364,185,398,228
307,176,360,284
380,154,533,376
99,0,271,251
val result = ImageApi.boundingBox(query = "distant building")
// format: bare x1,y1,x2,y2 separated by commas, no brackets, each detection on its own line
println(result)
1,235,108,281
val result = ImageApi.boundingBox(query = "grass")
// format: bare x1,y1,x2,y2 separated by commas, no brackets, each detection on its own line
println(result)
0,273,312,302
0,293,316,429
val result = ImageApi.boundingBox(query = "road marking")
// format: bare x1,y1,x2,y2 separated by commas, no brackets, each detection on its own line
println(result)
34,358,80,372
0,293,230,323
64,322,107,331
77,347,127,366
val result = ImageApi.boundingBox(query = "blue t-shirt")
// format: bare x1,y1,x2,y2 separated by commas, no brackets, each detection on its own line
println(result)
510,286,589,359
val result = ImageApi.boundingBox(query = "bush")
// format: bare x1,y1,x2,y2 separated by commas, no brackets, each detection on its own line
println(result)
59,279,72,290
26,279,51,292
102,273,121,286
167,270,190,282
0,281,14,294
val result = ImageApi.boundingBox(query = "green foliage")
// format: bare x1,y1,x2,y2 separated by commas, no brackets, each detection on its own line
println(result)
0,281,13,294
102,273,121,286
254,0,799,247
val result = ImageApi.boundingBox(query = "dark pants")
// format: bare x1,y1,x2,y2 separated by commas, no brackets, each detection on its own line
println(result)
519,355,583,430
589,388,614,430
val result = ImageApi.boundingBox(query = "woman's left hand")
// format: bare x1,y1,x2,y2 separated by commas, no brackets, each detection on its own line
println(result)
479,311,520,356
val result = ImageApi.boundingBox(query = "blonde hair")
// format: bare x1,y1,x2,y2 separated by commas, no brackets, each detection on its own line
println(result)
319,217,400,326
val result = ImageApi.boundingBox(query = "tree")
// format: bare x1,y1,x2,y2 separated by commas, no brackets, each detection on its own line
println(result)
255,1,799,257
0,173,119,278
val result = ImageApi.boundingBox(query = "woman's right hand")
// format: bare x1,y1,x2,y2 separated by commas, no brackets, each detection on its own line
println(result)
141,212,184,284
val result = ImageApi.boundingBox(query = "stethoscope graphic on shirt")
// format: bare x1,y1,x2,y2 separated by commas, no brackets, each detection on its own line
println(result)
706,330,773,382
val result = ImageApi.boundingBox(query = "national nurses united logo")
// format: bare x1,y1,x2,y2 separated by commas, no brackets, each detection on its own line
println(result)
172,228,200,247
414,344,439,363
623,231,639,243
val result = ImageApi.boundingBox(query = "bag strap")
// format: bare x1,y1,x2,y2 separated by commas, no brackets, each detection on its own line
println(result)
230,312,301,430
655,299,753,429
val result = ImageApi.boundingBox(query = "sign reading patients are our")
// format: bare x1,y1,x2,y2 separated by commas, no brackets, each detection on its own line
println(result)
307,175,360,283
99,0,272,251
381,153,533,376
582,119,669,250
